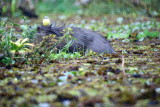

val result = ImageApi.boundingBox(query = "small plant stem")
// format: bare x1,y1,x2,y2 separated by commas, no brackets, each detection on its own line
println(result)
121,55,126,75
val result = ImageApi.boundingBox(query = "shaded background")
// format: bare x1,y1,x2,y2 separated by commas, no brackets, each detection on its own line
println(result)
0,0,160,18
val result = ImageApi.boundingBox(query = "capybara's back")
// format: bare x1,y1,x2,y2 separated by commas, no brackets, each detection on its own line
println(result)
71,27,115,53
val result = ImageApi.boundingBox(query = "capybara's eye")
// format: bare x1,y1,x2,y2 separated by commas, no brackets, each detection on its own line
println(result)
37,26,40,31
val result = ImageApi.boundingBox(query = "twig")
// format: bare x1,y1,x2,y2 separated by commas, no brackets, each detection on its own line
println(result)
121,55,126,75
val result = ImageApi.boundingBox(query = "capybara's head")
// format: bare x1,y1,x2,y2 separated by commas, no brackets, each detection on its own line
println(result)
37,25,64,37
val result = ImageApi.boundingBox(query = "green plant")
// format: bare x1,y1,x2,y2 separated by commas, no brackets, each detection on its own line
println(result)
10,38,34,55
104,20,160,40
49,52,81,60
0,20,36,65
1,57,15,65
20,17,37,40
11,0,17,16
0,20,16,65
28,34,58,64
0,21,14,57
0,0,19,17
1,6,8,15
59,27,76,52
137,30,160,39
40,28,80,61
20,24,37,40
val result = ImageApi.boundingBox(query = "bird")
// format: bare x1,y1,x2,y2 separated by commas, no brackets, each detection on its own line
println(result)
42,16,51,26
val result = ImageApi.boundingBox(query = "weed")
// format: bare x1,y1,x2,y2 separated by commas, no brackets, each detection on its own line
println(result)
10,38,34,55
0,19,36,65
20,17,37,40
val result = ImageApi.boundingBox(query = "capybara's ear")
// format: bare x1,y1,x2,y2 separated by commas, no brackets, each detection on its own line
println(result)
37,26,41,31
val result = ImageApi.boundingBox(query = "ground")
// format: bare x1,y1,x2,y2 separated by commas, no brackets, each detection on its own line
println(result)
0,15,160,107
